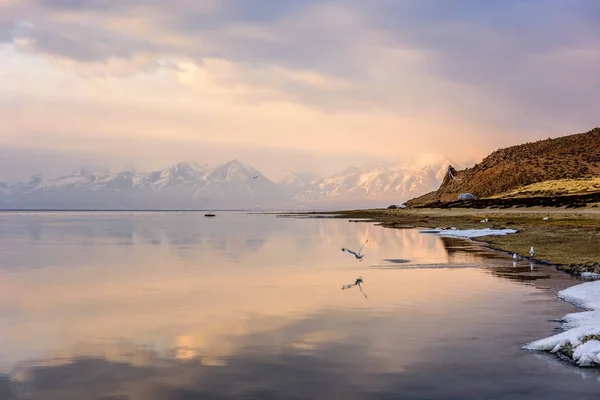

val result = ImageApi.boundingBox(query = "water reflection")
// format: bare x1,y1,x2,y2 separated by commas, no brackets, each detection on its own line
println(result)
4,292,600,400
0,212,599,399
1,212,499,273
341,277,368,299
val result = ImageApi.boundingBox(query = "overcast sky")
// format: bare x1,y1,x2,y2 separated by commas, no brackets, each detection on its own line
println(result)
1,0,599,180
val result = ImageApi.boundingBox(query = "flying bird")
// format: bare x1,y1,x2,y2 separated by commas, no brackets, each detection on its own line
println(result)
341,239,368,261
253,175,259,179
529,246,535,257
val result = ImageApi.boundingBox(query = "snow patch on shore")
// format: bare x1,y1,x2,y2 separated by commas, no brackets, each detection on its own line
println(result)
524,280,600,366
581,272,600,279
419,228,518,238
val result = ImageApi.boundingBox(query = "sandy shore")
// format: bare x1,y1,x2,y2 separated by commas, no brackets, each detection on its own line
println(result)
283,207,600,268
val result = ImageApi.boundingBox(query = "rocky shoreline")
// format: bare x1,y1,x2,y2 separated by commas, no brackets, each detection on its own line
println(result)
408,191,600,209
557,262,600,276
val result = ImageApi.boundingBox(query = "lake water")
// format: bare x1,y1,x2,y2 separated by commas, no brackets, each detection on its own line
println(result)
1,211,600,399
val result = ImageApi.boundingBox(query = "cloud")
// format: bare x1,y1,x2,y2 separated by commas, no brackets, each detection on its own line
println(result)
0,0,599,177
15,23,162,63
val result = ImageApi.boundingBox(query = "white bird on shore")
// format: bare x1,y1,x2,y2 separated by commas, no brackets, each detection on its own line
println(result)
543,217,549,221
530,246,536,257
480,218,489,223
513,253,519,260
341,239,368,262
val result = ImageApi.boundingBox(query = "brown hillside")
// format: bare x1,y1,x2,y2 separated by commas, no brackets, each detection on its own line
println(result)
407,127,600,206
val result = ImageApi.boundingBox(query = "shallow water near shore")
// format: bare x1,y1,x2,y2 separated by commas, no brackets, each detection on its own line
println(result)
1,211,599,399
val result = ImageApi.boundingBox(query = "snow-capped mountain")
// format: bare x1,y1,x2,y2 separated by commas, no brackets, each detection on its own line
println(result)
192,160,287,208
389,153,454,171
144,162,207,190
0,155,455,209
279,170,322,195
293,155,454,207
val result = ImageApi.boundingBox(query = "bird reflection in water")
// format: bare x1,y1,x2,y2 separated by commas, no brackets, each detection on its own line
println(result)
341,276,368,298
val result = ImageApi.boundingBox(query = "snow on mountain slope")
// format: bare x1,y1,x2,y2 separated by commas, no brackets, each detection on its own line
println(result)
0,160,285,209
202,159,258,183
148,162,207,190
3,174,45,194
194,160,285,206
294,154,453,206
279,170,322,195
35,168,116,191
0,154,456,209
389,153,455,171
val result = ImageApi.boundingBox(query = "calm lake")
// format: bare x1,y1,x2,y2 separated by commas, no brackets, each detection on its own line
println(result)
1,211,599,399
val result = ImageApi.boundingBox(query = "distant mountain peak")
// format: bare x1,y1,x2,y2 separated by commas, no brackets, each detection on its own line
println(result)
205,159,261,182
0,155,454,209
385,153,454,171
218,159,254,170
280,169,321,182
292,155,454,206
280,169,322,195
171,161,205,173
70,166,109,177
339,165,362,174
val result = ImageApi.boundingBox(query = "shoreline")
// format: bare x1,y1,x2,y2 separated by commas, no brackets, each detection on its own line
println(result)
279,207,600,273
278,207,600,367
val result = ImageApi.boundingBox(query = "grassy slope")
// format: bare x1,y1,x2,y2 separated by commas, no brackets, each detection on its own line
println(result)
491,178,600,199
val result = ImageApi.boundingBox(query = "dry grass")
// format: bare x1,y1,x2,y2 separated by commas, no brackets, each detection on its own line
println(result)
478,228,600,265
491,178,600,199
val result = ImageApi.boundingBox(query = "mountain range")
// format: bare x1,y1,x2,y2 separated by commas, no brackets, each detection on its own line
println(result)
0,155,455,210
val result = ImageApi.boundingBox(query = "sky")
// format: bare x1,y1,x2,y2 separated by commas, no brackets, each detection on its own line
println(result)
1,0,599,181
